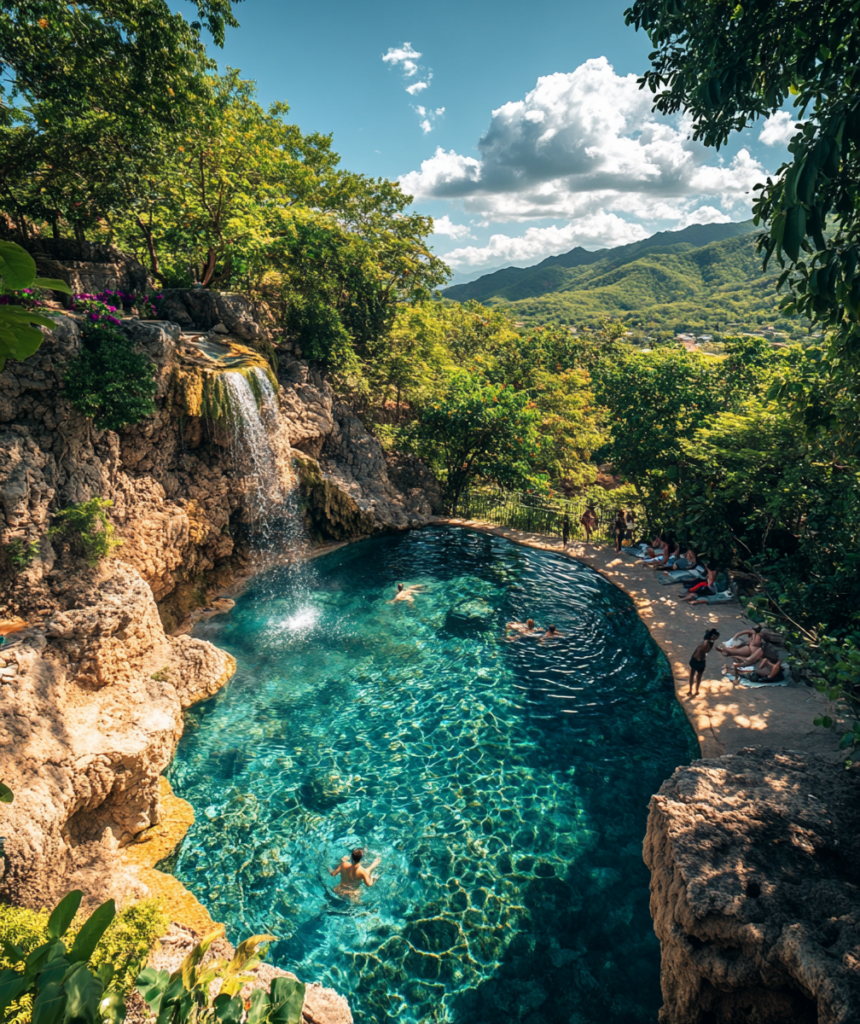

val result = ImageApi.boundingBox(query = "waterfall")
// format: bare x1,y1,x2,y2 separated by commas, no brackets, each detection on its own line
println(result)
222,368,308,564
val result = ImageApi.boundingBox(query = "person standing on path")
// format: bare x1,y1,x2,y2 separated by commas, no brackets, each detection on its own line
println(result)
687,629,720,698
562,515,570,548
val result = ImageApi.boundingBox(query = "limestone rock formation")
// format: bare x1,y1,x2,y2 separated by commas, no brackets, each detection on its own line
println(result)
0,561,235,910
644,748,860,1024
23,238,151,298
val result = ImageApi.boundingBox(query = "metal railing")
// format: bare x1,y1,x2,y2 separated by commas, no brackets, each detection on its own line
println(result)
451,485,644,544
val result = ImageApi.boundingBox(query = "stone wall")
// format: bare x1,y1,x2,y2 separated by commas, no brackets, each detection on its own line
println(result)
644,748,860,1024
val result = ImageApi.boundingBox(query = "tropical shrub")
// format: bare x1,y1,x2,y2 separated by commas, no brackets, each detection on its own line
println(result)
48,498,121,566
0,891,126,1024
136,930,305,1024
63,317,157,432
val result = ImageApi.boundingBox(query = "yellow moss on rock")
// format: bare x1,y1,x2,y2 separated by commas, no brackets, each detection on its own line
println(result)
123,777,222,936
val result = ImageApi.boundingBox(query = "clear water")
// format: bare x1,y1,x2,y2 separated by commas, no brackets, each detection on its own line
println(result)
169,528,695,1024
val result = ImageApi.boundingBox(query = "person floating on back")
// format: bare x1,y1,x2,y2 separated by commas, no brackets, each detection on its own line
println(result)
507,618,538,637
329,848,381,896
687,629,719,697
392,582,424,604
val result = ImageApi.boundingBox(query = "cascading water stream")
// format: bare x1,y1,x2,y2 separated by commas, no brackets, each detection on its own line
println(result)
221,368,312,583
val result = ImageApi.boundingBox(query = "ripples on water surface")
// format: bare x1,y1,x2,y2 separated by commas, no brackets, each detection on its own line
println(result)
170,527,695,1024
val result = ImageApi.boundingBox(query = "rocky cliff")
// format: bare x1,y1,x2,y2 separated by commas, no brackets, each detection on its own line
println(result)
645,748,860,1024
0,301,436,934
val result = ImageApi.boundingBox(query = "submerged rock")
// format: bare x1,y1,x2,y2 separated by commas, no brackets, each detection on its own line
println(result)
445,598,495,632
645,747,860,1024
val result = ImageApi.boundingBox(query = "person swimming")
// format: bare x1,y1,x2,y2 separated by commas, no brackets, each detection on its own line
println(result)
392,582,425,604
329,848,381,897
540,624,561,640
506,618,538,637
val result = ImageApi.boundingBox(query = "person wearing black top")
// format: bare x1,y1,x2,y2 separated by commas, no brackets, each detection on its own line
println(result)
613,511,626,552
687,629,720,697
562,515,570,548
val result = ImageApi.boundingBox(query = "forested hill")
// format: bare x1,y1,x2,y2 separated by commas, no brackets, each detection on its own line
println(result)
439,219,804,336
443,220,758,303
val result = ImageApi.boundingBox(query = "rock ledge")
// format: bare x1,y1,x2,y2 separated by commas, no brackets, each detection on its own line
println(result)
645,747,860,1024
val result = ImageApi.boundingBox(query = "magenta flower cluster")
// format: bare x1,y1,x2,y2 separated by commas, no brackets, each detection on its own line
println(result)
0,288,45,309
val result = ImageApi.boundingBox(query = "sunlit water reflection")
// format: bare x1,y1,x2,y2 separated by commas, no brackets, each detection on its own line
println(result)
169,527,696,1024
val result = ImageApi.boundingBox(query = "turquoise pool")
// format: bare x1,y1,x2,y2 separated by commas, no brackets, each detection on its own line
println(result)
169,527,695,1023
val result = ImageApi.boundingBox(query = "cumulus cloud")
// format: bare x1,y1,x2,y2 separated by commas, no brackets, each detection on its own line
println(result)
401,57,765,225
383,43,442,132
433,215,473,240
441,215,648,268
759,110,798,147
382,43,422,76
675,206,732,229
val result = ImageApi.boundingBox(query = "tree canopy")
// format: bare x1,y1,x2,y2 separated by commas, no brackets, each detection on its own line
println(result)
625,0,860,455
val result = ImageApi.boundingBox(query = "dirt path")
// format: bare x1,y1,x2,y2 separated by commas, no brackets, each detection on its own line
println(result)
434,518,843,760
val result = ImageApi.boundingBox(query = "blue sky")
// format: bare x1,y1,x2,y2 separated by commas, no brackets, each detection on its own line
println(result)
184,0,794,274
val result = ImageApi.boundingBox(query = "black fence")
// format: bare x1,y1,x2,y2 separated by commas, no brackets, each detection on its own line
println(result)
452,486,644,544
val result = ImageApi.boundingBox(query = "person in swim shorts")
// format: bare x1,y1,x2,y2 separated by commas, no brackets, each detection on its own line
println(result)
329,848,381,896
687,629,719,697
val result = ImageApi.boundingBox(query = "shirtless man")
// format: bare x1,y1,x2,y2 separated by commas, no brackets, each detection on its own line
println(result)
540,624,561,640
506,618,538,637
329,848,381,896
392,582,425,604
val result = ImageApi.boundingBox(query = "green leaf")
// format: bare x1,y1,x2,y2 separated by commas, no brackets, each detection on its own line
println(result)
269,978,305,1024
32,278,72,295
0,305,58,370
63,965,103,1024
0,974,30,1018
0,782,12,802
0,240,37,291
1,941,26,964
246,989,271,1024
213,993,244,1024
31,980,65,1024
68,900,115,964
98,991,126,1024
48,893,83,941
135,967,170,1016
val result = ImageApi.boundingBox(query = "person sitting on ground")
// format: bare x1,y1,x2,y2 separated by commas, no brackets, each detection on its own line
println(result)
580,505,598,543
718,626,762,658
646,535,681,569
678,565,718,602
329,848,381,894
687,629,720,697
507,618,538,637
392,582,425,604
613,511,626,553
727,643,765,670
635,533,665,565
726,655,785,684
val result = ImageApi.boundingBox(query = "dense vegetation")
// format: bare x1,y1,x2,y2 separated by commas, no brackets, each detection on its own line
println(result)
443,222,813,339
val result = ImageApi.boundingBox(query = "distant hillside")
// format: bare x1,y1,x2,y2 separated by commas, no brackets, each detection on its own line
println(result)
444,221,759,304
440,220,807,336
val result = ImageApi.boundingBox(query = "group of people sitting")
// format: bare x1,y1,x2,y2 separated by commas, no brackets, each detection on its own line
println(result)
622,529,736,606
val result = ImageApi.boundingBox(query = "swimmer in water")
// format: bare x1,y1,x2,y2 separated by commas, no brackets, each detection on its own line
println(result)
329,848,381,897
506,618,538,637
540,624,561,640
391,582,425,604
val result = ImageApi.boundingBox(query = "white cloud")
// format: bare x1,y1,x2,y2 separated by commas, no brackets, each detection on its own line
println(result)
384,43,442,132
406,76,431,95
382,43,422,76
440,215,649,268
676,205,732,229
759,110,798,147
433,215,473,239
401,57,765,226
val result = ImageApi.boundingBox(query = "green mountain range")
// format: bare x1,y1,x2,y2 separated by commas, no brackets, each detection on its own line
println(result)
443,221,809,338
